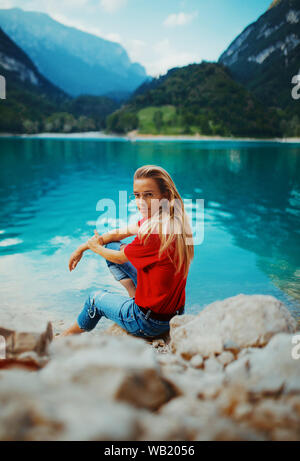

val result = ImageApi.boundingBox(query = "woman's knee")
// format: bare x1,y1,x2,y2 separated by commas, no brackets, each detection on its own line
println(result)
77,291,103,331
104,242,122,269
104,241,121,251
89,289,109,311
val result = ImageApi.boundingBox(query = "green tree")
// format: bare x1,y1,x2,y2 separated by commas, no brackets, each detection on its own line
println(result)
106,110,138,134
120,112,138,133
153,110,163,132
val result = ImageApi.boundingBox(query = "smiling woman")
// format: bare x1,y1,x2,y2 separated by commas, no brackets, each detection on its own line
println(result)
56,164,194,339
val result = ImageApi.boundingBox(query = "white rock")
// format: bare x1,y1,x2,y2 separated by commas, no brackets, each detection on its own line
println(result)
204,356,224,374
226,333,300,394
216,351,235,367
163,369,224,400
0,322,53,368
190,354,204,369
0,370,142,441
42,334,174,411
159,396,262,441
169,294,297,360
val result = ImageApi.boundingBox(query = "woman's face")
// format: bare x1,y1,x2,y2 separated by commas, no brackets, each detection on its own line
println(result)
132,178,166,218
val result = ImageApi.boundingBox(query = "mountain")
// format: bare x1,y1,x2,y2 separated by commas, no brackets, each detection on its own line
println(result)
106,62,281,137
0,26,69,132
0,28,119,133
0,7,148,98
1,4,298,137
0,27,67,102
219,0,300,117
106,0,300,138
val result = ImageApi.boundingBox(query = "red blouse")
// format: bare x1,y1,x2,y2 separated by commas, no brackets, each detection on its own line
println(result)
124,217,187,314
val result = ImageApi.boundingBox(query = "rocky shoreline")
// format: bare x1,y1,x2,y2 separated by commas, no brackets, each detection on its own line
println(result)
0,293,300,441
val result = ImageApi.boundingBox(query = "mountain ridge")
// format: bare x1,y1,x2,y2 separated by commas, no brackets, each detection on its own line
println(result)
0,7,148,97
218,0,300,117
0,27,119,133
1,4,298,137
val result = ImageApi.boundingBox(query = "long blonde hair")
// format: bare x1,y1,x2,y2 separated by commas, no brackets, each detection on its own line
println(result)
134,165,194,279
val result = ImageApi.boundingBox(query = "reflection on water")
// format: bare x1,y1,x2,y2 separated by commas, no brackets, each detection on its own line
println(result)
0,137,299,326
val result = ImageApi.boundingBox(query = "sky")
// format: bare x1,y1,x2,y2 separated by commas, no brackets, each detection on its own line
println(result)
0,0,272,77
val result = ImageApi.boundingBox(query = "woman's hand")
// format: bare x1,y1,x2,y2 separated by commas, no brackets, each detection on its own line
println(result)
69,231,105,270
69,249,83,272
94,230,104,245
87,230,104,254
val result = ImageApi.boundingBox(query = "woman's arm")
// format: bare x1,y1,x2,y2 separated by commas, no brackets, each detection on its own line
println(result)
69,222,138,271
69,235,104,271
100,222,139,244
87,234,129,264
76,222,139,253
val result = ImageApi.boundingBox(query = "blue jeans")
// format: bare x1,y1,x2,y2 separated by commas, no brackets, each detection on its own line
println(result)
77,241,184,339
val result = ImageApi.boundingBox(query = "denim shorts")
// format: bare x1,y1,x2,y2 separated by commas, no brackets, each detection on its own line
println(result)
77,241,185,339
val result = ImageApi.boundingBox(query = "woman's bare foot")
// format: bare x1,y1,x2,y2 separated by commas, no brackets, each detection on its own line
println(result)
55,321,85,339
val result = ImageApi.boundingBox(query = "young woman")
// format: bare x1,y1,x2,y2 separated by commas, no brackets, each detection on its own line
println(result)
57,165,194,339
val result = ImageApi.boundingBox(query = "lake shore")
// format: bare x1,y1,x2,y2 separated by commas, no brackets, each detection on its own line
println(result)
0,293,299,441
0,130,300,143
126,130,300,144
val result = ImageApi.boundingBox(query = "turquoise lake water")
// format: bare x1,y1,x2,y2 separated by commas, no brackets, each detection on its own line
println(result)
0,136,299,326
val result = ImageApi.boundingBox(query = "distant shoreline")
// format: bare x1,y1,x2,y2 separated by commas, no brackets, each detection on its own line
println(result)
0,131,300,144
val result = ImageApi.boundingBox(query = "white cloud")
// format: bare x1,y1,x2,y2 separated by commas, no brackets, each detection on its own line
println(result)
55,0,89,6
1,1,200,77
125,38,147,62
104,32,122,43
163,11,198,27
0,0,15,7
45,10,103,38
147,38,199,77
100,0,127,13
7,0,90,10
2,0,105,38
